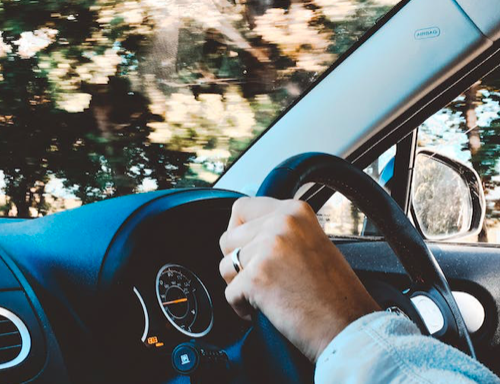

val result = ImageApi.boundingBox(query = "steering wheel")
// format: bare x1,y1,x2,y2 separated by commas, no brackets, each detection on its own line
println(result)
245,152,475,384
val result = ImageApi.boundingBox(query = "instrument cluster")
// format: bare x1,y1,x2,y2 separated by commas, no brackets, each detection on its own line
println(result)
132,263,217,352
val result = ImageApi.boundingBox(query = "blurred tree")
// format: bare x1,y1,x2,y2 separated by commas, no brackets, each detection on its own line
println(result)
462,82,488,242
470,71,500,230
0,0,194,216
0,0,399,216
0,55,56,217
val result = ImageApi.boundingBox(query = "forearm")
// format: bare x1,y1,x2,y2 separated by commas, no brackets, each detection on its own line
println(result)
315,311,500,384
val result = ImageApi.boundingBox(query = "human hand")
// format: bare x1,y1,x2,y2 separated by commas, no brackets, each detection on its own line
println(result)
219,197,380,362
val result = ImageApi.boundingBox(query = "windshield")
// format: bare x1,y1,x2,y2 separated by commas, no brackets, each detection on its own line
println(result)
0,0,399,218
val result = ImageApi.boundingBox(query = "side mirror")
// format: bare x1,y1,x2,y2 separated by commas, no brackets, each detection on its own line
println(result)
411,149,485,241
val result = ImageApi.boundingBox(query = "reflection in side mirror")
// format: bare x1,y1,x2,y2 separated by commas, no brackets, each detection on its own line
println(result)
411,150,485,241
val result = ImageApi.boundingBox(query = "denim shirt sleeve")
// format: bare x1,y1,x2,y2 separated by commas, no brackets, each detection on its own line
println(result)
315,311,500,384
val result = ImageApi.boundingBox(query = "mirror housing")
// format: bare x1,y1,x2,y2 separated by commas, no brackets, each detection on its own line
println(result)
411,149,485,241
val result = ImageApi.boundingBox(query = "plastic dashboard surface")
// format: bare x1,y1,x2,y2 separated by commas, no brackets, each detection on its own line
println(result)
0,188,500,382
0,189,249,384
0,251,69,384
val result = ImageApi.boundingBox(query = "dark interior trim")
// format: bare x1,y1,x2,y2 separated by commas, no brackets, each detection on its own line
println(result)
348,42,500,169
392,130,418,214
307,42,500,212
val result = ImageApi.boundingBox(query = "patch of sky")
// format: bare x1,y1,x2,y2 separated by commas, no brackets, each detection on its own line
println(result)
45,176,78,199
138,177,158,192
419,109,471,164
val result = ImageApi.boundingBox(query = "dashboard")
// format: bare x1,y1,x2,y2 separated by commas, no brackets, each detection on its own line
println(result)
86,194,253,383
123,202,250,382
0,189,251,384
0,188,500,384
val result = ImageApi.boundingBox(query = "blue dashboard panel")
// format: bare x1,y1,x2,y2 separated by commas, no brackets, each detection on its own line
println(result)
0,189,185,293
0,219,28,224
0,188,243,301
0,257,20,290
0,188,244,384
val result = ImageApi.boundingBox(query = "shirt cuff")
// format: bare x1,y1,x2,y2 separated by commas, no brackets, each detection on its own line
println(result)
314,311,421,383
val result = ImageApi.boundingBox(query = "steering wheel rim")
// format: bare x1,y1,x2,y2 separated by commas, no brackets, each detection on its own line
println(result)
250,152,474,383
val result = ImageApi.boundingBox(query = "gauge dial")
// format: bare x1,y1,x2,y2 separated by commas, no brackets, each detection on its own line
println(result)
156,264,213,337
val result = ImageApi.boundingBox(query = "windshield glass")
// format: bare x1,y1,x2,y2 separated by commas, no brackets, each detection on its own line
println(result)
0,0,399,217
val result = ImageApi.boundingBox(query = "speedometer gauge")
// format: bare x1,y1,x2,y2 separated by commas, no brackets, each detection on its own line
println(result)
156,264,213,337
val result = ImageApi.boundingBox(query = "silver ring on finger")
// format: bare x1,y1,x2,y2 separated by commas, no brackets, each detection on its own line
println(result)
231,247,243,273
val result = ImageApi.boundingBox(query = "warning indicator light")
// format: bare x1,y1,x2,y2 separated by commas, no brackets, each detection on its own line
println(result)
147,336,159,345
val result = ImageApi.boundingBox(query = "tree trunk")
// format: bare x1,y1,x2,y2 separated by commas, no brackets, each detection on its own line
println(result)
91,88,135,197
464,82,488,242
9,178,31,218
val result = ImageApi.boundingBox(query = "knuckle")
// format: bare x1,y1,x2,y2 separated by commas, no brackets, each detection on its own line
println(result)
258,236,274,252
219,231,228,252
218,258,227,278
224,285,234,304
287,199,312,217
272,212,298,234
246,245,279,286
260,234,282,254
232,197,249,215
246,257,269,285
270,234,286,254
219,254,238,283
283,213,298,231
220,230,235,254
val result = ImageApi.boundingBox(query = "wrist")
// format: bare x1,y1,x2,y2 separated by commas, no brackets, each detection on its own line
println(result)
312,299,381,363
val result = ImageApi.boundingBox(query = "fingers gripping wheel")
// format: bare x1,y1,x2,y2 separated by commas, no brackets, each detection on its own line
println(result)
253,153,474,379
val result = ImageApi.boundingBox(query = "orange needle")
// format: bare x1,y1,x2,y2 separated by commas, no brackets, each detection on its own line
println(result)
163,298,188,305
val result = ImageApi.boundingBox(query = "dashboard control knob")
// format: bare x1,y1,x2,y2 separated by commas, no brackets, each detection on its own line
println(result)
172,343,200,375
172,341,230,383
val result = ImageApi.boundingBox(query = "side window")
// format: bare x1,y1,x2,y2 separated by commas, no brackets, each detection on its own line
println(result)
417,67,500,244
313,145,396,237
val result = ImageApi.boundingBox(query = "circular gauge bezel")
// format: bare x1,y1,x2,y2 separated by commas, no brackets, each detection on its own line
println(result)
155,264,214,338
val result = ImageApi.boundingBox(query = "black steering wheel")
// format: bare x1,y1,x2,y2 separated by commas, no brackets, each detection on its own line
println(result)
244,153,475,384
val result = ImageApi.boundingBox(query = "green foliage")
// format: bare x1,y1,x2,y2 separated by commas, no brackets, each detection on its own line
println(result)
0,0,396,216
